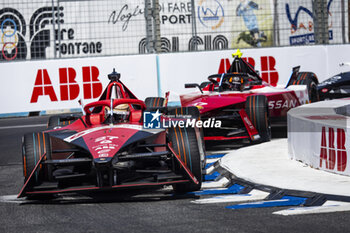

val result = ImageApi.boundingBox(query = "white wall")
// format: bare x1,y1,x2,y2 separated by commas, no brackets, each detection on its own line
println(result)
288,100,350,176
0,54,158,114
158,45,331,96
1,44,350,114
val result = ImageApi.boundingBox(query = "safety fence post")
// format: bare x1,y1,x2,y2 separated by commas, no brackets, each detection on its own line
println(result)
312,0,329,44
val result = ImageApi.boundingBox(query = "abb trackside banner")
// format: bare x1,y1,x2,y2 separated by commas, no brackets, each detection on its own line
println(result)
1,44,350,114
0,55,158,114
158,45,350,96
288,100,350,177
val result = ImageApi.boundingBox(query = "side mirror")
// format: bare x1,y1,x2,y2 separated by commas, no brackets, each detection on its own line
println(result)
185,83,203,93
78,99,85,115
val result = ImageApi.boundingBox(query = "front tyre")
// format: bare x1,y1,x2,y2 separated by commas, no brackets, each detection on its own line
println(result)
168,126,202,193
22,132,52,186
167,107,206,172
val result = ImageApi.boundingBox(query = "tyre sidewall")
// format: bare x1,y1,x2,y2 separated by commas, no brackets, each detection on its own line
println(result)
168,125,202,192
245,95,271,142
22,132,52,186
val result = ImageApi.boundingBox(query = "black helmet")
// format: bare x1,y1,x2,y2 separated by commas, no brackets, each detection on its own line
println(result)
228,76,243,91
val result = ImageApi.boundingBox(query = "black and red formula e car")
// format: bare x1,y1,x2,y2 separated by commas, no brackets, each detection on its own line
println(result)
317,63,350,100
175,51,319,145
19,70,205,198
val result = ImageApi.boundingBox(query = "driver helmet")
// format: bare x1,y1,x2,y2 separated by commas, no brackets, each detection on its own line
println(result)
105,104,130,122
229,76,243,91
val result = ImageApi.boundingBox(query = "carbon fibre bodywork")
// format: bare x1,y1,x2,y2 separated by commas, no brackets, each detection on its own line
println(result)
317,71,350,100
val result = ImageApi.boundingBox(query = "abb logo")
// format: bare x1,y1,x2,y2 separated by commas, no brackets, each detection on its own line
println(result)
30,66,103,103
319,127,347,172
218,56,279,86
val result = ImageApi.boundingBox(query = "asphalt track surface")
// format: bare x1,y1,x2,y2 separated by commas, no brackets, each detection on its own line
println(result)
0,117,349,233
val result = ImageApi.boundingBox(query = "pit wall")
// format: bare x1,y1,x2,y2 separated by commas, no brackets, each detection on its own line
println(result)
1,44,350,114
288,100,350,176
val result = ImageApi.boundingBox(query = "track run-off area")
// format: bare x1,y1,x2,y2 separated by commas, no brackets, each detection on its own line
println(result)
0,116,349,233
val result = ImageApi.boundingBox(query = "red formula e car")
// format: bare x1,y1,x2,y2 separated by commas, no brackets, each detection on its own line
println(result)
179,51,319,145
19,70,204,198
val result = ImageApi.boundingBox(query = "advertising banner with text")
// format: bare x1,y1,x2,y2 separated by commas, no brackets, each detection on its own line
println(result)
0,0,275,62
288,103,350,177
2,45,350,114
158,45,329,96
0,54,158,114
277,0,348,46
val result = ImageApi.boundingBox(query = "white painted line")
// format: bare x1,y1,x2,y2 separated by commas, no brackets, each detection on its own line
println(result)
0,194,89,203
202,177,230,189
206,150,235,155
206,166,216,175
0,195,27,204
207,158,220,164
205,158,221,175
273,201,350,216
191,189,269,204
0,124,46,130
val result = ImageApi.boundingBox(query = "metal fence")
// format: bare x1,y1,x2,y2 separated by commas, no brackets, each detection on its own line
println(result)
0,0,348,62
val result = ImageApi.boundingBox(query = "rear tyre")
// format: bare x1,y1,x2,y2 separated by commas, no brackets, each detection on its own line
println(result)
168,126,202,193
245,95,271,142
291,72,319,103
144,97,165,109
22,132,52,186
